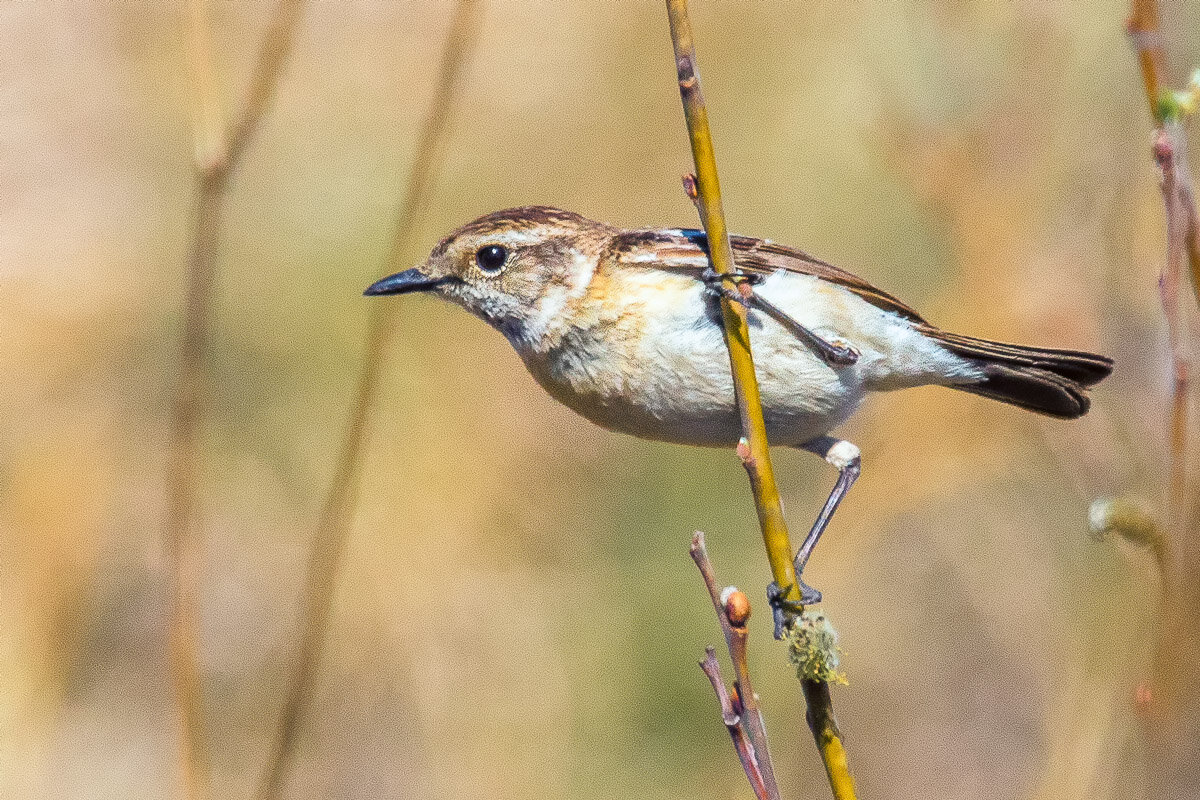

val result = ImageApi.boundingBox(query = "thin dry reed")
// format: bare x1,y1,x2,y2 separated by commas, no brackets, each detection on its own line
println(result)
253,4,483,799
170,1,307,797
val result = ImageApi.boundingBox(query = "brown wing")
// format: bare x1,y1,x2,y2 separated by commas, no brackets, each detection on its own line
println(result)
611,228,927,323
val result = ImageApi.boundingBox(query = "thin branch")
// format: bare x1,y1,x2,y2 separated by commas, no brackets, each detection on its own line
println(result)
170,2,306,798
253,4,483,799
691,532,780,799
1128,0,1199,532
691,533,777,800
1126,2,1200,795
801,680,856,800
665,5,856,797
1127,0,1168,122
1153,126,1192,530
700,648,771,800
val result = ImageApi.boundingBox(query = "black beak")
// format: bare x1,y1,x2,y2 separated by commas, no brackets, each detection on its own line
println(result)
363,268,448,296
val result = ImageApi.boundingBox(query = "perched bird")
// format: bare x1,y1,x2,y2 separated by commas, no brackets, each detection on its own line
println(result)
365,206,1112,604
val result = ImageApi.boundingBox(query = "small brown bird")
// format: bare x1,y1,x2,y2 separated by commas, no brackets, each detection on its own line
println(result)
366,206,1112,604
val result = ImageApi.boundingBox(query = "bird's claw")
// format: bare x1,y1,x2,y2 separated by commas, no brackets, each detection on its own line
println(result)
766,580,822,639
700,267,760,296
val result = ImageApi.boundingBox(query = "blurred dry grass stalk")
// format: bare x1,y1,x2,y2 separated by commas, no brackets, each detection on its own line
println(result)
172,0,306,796
1124,0,1200,794
254,3,482,798
666,2,855,798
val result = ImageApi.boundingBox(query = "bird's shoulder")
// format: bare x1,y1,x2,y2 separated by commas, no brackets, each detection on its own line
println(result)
605,227,926,324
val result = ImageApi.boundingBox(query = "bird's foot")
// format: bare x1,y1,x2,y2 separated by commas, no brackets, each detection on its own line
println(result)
700,267,761,301
766,580,822,639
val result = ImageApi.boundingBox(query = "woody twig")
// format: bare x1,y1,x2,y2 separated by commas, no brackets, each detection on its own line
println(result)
691,532,780,800
1125,1,1200,794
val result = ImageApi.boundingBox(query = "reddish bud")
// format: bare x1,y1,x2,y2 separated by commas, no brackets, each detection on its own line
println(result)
1153,131,1173,164
681,173,699,200
723,588,751,627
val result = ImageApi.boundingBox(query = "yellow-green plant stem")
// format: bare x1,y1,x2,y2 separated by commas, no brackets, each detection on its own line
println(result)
665,0,797,604
665,3,856,799
802,680,857,800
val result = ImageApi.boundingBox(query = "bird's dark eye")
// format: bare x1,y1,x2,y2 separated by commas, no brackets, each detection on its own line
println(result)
475,244,508,275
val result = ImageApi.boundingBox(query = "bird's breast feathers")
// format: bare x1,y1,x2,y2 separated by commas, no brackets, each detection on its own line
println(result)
512,263,977,446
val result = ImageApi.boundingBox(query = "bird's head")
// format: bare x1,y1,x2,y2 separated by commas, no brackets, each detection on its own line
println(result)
365,206,611,348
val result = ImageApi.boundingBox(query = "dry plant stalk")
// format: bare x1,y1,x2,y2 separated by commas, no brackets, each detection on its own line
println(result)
1126,0,1200,794
665,3,856,798
171,1,306,797
254,4,483,799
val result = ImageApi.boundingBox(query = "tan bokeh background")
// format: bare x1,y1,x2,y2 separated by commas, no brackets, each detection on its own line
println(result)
2,2,1197,798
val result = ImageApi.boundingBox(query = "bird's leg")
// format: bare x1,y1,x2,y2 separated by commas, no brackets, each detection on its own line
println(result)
700,268,859,367
793,436,861,602
764,437,860,637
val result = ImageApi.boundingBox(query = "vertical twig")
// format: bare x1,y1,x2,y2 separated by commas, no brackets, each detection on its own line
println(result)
253,4,483,799
1128,0,1200,529
665,4,856,798
691,533,777,800
1127,0,1167,119
800,680,855,800
1152,126,1193,528
1126,2,1200,796
171,2,306,797
691,533,780,799
665,1,797,598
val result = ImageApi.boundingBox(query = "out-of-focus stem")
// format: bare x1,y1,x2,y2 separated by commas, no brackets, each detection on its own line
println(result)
1126,2,1200,795
171,2,306,798
1128,0,1200,533
253,4,482,799
1127,0,1167,120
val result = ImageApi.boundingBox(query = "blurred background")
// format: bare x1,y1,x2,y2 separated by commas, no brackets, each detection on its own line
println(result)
3,1,1198,798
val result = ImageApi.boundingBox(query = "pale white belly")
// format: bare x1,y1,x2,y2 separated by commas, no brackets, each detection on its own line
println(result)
520,269,979,448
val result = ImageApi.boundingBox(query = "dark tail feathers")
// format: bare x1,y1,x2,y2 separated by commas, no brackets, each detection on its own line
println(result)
924,328,1114,419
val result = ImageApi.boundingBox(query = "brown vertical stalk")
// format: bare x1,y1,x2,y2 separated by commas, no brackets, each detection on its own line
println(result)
171,1,307,797
665,3,856,798
253,4,483,799
1126,1,1200,795
1127,0,1167,116
691,532,780,800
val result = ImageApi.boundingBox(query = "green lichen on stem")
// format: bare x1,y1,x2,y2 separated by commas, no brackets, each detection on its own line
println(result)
786,611,848,686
